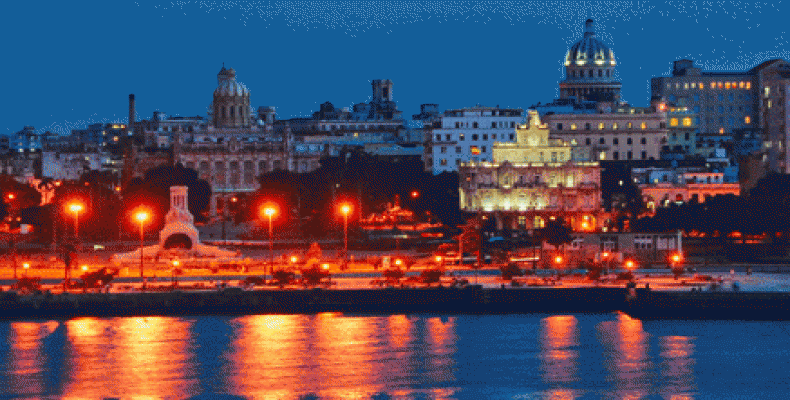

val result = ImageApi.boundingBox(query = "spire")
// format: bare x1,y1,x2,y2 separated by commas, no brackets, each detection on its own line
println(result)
584,19,595,38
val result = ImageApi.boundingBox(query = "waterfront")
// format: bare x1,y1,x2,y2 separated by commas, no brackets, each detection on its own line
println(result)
2,313,790,399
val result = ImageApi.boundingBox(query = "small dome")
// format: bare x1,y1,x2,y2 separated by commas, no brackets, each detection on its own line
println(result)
565,19,616,67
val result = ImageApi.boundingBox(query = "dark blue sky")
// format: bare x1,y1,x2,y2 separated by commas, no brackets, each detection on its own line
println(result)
3,1,789,135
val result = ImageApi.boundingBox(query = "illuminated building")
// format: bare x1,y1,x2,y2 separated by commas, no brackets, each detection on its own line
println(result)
559,19,621,102
429,105,524,174
633,167,740,211
459,110,604,231
543,108,668,161
651,59,790,173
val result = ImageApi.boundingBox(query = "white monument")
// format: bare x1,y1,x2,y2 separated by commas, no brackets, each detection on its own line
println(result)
112,186,243,266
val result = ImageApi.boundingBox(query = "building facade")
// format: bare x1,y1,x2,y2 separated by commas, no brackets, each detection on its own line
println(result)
543,107,668,161
429,106,523,174
633,167,740,211
459,111,604,232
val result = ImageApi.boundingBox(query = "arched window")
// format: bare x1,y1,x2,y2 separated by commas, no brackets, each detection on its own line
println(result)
588,70,594,77
598,69,603,77
230,106,235,117
606,70,611,77
221,106,227,118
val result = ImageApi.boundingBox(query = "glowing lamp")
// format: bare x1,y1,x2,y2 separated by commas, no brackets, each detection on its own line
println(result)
340,204,351,215
435,256,443,263
23,263,30,270
625,260,635,269
554,256,564,264
411,191,419,199
81,265,88,272
672,253,682,263
69,203,83,214
7,193,15,200
135,211,149,223
172,260,180,267
263,207,276,217
394,259,403,266
321,264,330,270
290,256,298,263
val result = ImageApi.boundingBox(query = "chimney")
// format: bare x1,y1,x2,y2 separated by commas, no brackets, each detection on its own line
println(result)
128,94,136,135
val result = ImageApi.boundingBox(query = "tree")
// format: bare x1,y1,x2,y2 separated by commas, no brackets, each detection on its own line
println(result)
541,217,573,268
272,270,295,287
301,266,330,286
500,263,524,281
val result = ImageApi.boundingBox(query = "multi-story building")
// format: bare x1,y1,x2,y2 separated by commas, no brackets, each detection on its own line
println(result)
651,58,790,172
41,151,105,181
12,126,41,154
458,110,603,231
543,107,668,161
429,106,523,174
663,104,698,158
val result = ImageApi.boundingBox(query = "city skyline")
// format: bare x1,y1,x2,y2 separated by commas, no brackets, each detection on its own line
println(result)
4,1,790,135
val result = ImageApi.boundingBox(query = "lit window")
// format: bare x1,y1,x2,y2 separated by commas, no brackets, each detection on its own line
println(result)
718,82,723,89
691,82,696,89
641,122,647,130
684,83,689,89
719,128,725,134
471,146,481,155
682,117,692,127
570,123,577,130
627,122,633,129
699,82,704,89
746,82,752,89
670,118,679,127
725,82,731,89
612,123,619,130
764,87,771,98
739,82,745,89
598,122,605,130
745,116,752,124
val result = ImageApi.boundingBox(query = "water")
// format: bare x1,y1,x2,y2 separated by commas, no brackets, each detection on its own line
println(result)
2,313,790,399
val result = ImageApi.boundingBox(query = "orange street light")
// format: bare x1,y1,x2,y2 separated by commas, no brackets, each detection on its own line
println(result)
7,193,15,200
262,206,277,279
340,204,352,262
554,255,564,265
671,253,682,263
411,190,419,199
81,265,88,272
135,211,149,278
625,260,635,270
68,203,84,243
290,256,298,264
435,255,443,263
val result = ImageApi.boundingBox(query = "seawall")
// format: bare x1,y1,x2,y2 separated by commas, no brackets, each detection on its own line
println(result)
0,287,628,320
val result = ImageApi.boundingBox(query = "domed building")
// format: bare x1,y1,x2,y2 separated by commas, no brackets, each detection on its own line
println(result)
211,65,253,129
559,19,621,102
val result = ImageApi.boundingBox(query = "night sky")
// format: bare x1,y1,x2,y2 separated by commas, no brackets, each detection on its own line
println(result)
3,1,789,135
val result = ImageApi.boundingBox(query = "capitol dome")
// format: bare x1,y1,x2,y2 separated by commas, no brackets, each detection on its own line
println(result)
565,19,616,67
214,66,249,97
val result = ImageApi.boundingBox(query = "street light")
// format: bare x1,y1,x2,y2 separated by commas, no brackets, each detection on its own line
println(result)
22,262,29,277
263,206,276,280
135,211,149,279
68,203,84,246
340,204,351,263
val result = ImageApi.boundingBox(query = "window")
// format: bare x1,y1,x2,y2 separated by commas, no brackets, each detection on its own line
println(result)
684,82,689,89
599,138,605,145
509,134,515,140
481,146,487,153
571,123,577,130
473,122,479,128
440,147,447,154
455,146,461,153
459,133,465,141
641,151,647,159
455,159,461,166
492,134,497,140
482,134,488,140
745,116,752,124
683,117,692,126
470,146,480,155
627,137,632,145
725,82,731,89
640,137,647,144
613,151,619,160
510,122,516,128
612,123,619,130
455,122,460,128
586,138,591,145
598,70,603,77
557,123,563,130
491,122,497,128
551,152,557,162
445,134,451,141
670,118,679,127
718,82,723,89
684,132,690,140
585,123,591,130
440,159,448,166
627,151,633,160
435,134,441,141
691,83,696,89
627,122,633,129
472,134,479,140
613,138,619,145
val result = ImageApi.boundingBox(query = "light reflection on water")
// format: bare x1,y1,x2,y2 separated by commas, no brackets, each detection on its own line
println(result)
0,313,788,399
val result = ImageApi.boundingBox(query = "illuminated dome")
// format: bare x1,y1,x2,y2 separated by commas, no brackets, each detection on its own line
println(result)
565,19,616,67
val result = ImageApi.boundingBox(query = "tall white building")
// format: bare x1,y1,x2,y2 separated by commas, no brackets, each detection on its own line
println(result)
429,106,523,174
